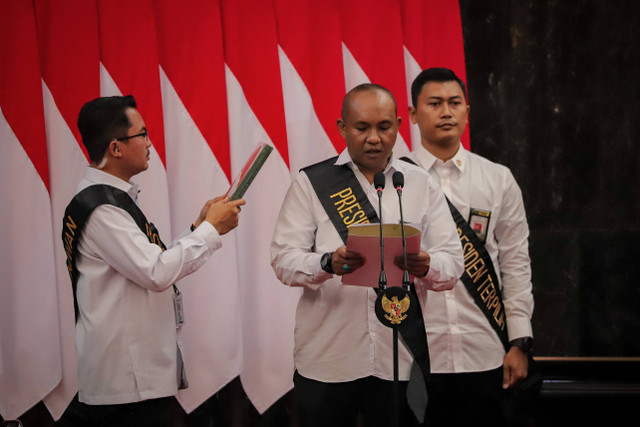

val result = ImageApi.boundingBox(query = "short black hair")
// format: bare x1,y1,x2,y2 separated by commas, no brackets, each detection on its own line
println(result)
341,83,397,121
411,68,466,107
77,95,137,164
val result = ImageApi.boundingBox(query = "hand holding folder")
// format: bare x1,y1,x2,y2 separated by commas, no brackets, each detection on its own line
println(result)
341,223,421,287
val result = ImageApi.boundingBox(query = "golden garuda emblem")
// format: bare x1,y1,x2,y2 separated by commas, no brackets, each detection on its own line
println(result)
381,294,411,324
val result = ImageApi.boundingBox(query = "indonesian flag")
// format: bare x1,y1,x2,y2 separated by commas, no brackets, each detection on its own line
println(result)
0,0,61,419
0,0,469,419
34,0,100,419
401,0,470,149
221,0,300,413
339,0,412,157
97,0,171,238
154,0,242,413
275,0,345,172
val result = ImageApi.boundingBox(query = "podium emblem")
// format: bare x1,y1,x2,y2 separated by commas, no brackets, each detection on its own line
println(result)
375,287,415,328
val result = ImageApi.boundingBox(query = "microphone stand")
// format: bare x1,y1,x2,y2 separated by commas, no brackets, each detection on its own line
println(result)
394,174,409,427
376,188,387,293
373,172,396,426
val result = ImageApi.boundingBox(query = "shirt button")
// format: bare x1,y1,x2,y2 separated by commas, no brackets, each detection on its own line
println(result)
371,332,377,338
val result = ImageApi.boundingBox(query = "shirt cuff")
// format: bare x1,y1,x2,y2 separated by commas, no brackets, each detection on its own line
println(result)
507,316,533,341
192,221,222,252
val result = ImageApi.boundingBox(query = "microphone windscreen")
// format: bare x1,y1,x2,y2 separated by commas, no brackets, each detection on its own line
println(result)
392,171,404,189
374,172,386,190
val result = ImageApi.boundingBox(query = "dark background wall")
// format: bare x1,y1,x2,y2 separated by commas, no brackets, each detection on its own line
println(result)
460,0,640,358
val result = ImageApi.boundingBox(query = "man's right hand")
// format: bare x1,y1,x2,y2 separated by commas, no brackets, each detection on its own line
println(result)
204,197,246,235
332,246,365,275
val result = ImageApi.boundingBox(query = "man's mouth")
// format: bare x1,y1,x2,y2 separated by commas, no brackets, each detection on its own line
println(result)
437,122,456,129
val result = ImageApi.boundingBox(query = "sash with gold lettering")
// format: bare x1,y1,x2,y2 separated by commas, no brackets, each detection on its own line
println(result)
302,156,431,390
303,156,377,241
399,156,509,350
62,184,167,321
446,198,509,350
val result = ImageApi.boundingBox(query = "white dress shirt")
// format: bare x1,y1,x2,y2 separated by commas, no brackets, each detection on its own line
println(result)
73,167,222,404
270,150,463,383
408,144,534,373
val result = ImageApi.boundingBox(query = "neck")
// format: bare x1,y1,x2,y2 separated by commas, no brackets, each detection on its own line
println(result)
422,140,460,162
91,164,132,183
362,171,378,184
357,164,387,184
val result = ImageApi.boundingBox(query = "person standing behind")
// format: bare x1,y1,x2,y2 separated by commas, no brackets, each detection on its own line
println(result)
270,84,463,427
59,95,245,427
406,68,535,426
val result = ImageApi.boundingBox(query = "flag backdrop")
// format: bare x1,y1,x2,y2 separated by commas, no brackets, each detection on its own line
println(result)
0,0,467,420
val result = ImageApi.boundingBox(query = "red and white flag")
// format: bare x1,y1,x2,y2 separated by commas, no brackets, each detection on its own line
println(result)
401,0,470,149
275,0,345,172
34,0,100,419
221,0,300,413
340,0,411,156
0,0,61,419
0,0,470,418
97,0,171,237
154,0,242,413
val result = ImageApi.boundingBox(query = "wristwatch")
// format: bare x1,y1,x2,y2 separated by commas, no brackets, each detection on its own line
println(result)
510,337,534,354
320,252,335,274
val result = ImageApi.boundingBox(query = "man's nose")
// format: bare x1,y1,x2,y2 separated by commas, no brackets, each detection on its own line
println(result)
367,128,382,143
441,103,453,117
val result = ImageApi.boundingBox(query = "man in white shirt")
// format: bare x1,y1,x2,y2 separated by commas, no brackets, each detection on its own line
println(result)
407,68,535,426
270,84,463,426
59,95,245,427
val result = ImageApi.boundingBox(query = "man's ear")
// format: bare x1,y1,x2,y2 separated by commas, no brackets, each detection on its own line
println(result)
109,140,122,157
336,118,346,138
408,106,417,124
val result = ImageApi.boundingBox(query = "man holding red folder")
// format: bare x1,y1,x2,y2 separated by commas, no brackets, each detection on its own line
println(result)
271,84,463,426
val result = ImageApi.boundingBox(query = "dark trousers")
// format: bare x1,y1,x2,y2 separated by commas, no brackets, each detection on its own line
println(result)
56,394,181,427
293,371,420,427
424,367,507,427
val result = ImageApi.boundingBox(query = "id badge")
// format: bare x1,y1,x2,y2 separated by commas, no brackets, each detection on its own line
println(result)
468,208,491,243
173,289,185,327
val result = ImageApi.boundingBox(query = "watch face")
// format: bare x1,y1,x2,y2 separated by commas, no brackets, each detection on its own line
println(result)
321,252,332,273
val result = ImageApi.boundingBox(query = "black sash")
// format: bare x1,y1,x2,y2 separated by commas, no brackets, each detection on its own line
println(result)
400,156,509,350
62,184,168,321
303,156,377,242
302,157,431,378
446,200,509,350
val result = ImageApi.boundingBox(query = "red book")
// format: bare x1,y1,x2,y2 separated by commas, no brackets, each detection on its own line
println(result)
342,223,420,287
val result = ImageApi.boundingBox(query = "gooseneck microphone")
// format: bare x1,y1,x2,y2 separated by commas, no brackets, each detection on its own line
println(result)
374,172,387,291
393,171,410,288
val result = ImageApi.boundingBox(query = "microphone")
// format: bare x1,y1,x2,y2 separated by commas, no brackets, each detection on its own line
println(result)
393,171,411,288
392,171,404,195
374,172,387,290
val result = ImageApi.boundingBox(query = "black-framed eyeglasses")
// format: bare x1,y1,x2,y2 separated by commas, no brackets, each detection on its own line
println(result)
115,130,149,141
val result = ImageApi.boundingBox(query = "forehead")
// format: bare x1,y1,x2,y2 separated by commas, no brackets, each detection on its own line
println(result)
125,107,145,129
417,81,466,101
344,89,396,122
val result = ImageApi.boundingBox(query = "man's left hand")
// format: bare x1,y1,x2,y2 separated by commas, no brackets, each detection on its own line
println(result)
394,250,430,277
502,347,529,389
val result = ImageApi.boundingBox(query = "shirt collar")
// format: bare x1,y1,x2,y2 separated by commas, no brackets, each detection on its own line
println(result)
84,167,141,201
415,143,467,173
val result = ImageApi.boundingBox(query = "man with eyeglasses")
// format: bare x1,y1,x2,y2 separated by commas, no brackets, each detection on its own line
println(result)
58,95,245,426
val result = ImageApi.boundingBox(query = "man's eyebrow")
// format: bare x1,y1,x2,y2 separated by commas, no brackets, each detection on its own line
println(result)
427,95,462,100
